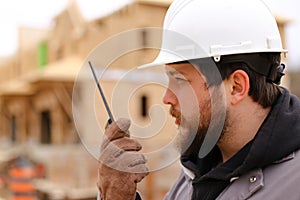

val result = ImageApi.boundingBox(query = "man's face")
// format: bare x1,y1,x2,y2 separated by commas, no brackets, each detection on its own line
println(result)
163,62,226,157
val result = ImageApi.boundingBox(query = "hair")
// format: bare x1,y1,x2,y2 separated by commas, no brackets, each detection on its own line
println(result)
190,53,282,108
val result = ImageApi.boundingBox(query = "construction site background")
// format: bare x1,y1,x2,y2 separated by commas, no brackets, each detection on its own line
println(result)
0,0,295,199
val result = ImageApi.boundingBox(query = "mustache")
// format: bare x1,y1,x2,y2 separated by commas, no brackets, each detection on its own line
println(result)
169,107,181,118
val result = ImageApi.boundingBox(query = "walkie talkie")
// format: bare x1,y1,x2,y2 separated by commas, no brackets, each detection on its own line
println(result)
88,61,115,126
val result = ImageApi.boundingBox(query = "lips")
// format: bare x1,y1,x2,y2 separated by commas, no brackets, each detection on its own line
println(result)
175,118,181,125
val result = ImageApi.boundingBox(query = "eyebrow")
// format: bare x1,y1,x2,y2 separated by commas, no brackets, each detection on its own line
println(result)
166,68,188,77
167,70,180,77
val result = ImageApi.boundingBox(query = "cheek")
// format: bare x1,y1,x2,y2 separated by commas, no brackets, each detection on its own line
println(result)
177,85,201,118
195,86,213,121
194,83,210,105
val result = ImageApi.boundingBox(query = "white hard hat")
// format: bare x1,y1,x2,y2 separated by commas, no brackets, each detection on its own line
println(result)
140,0,287,68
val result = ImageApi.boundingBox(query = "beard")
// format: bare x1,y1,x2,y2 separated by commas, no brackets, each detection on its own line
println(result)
171,106,209,158
171,87,228,159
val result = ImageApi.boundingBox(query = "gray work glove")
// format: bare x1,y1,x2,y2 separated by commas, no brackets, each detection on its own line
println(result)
97,118,148,200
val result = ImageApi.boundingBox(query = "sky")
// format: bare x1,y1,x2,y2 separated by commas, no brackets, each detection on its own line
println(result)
0,0,299,70
0,0,131,56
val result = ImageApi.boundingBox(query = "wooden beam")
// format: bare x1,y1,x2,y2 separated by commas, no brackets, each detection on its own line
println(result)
53,83,73,120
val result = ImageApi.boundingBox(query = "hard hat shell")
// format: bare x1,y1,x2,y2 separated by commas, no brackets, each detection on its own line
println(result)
139,0,287,68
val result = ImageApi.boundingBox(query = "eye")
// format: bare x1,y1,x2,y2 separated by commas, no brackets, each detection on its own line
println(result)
174,75,188,83
166,69,189,85
175,77,187,82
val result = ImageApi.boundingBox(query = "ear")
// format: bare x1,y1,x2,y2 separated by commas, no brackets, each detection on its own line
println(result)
228,70,250,105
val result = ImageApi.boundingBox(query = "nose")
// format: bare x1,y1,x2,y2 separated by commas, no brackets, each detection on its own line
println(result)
163,88,178,106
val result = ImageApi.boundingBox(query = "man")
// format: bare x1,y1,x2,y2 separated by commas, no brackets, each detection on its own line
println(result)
97,0,300,199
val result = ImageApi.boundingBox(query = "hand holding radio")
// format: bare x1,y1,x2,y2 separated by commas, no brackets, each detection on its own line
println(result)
89,61,148,200
98,118,148,200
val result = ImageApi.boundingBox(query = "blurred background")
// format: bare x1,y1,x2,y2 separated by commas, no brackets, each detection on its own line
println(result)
0,0,299,199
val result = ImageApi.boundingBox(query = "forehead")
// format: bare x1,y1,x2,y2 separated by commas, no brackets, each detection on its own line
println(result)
165,62,201,76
